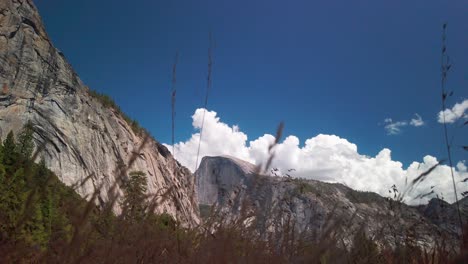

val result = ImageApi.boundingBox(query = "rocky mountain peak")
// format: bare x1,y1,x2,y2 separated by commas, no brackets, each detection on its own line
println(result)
195,155,464,248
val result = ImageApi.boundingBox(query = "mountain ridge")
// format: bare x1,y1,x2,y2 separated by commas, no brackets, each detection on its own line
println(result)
195,155,465,248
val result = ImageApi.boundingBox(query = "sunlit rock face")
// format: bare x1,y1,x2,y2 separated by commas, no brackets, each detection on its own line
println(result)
195,155,462,248
0,0,199,226
196,156,255,205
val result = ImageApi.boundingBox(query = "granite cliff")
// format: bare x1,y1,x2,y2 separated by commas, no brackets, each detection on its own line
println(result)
0,0,199,225
195,156,463,248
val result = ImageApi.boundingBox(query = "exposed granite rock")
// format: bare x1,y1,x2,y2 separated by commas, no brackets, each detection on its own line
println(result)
196,155,256,206
0,0,199,226
415,197,468,237
196,156,461,248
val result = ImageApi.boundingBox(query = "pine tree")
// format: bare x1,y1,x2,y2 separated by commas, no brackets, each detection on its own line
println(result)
21,200,47,247
121,171,147,222
34,158,53,244
16,122,35,162
0,137,4,163
0,140,6,230
2,131,17,171
34,158,49,187
0,168,26,236
0,140,4,181
0,126,74,248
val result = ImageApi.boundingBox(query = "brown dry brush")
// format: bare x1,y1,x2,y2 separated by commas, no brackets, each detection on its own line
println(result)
1,130,467,263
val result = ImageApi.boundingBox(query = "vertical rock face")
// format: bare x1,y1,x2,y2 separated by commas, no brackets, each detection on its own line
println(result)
196,155,256,205
416,197,468,236
0,0,199,226
195,156,462,248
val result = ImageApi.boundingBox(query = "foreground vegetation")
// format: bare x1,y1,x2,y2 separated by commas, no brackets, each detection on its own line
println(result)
0,125,467,263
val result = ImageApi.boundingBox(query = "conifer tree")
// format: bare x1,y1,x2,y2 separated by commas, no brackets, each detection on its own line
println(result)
0,168,26,236
0,137,4,162
2,131,17,170
121,171,147,222
34,158,49,187
21,200,47,247
16,122,35,162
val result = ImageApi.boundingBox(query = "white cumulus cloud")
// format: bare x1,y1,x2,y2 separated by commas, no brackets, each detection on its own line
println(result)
166,108,468,205
438,99,468,124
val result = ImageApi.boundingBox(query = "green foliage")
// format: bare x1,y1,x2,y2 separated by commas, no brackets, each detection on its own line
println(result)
121,171,148,222
34,159,49,187
0,128,78,249
3,131,18,170
16,122,35,162
88,89,120,110
87,89,147,136
147,212,176,230
0,167,26,236
199,204,212,219
346,190,382,204
294,180,315,194
0,137,3,162
21,199,47,246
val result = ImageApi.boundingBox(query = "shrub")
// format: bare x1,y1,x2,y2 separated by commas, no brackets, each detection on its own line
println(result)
87,89,147,136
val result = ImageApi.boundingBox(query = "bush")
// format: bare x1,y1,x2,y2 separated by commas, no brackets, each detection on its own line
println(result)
345,190,382,204
87,89,147,136
293,179,316,194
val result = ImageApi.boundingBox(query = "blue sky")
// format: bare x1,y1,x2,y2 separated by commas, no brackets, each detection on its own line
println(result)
35,0,467,169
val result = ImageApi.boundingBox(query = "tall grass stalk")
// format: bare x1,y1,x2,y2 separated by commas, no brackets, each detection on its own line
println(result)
195,32,214,171
440,23,464,241
171,52,179,158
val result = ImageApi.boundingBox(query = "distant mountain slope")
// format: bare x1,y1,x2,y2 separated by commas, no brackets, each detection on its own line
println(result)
195,156,463,247
416,197,468,236
0,0,198,225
